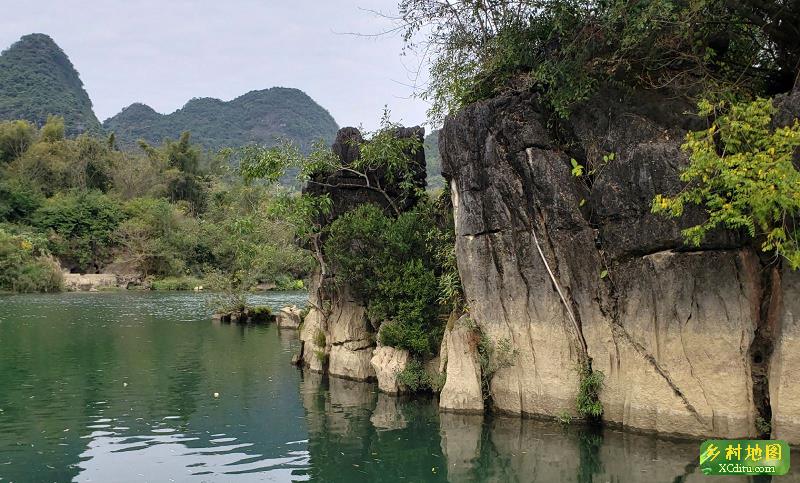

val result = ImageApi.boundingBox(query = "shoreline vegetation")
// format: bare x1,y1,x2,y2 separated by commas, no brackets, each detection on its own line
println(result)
0,115,315,301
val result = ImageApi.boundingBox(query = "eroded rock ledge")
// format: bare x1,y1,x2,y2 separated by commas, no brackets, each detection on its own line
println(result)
440,86,800,442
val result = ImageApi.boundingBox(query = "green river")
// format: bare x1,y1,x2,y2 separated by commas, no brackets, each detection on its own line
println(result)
0,292,791,482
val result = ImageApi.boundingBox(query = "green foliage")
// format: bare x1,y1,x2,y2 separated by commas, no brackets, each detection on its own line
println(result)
116,197,200,277
0,120,36,163
325,200,455,357
652,98,800,268
139,132,209,214
0,34,101,136
4,130,116,197
273,275,305,291
40,115,65,142
0,227,62,293
396,358,445,393
424,130,444,191
246,305,273,323
206,271,248,315
477,334,518,401
399,0,800,121
203,185,316,285
103,87,338,153
354,109,423,192
0,116,315,290
33,190,124,272
237,112,423,216
576,366,605,421
570,159,584,177
238,139,303,184
0,178,43,222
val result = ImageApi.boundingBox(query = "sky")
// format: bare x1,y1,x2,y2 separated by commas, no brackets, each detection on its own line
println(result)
0,0,432,131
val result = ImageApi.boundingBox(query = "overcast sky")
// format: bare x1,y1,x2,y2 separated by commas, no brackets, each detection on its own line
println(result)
0,0,431,131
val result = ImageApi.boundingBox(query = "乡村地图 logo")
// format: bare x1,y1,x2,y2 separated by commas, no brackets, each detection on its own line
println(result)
699,439,790,476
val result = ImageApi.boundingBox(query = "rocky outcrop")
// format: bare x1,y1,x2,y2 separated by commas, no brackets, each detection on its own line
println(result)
277,306,302,329
212,305,273,324
439,316,484,413
295,126,427,383
371,345,410,394
440,86,800,441
770,268,800,442
62,273,118,291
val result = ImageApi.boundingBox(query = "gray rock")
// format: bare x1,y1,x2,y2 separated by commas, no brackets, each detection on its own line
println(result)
277,305,302,329
440,86,800,441
439,316,484,413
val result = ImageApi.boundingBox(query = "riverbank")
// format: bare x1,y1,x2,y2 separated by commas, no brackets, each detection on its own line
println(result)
57,272,306,293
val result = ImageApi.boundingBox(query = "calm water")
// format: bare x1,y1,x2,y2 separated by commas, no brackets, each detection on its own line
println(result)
0,292,793,482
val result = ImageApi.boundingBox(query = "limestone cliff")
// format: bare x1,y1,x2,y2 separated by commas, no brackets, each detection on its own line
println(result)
439,86,800,442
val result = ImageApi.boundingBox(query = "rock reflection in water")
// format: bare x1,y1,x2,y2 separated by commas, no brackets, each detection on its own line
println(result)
301,371,786,482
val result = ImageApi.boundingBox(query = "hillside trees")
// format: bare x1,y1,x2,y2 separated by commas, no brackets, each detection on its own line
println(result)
0,119,316,291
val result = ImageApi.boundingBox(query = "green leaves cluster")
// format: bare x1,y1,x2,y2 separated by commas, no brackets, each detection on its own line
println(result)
324,197,456,357
0,227,62,293
477,334,518,401
576,367,605,420
397,358,445,393
33,191,124,272
652,98,800,268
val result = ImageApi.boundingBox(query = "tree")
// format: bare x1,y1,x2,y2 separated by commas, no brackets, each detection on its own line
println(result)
0,120,36,163
653,98,800,267
33,190,124,272
138,132,209,214
40,115,65,142
395,0,800,121
240,111,423,217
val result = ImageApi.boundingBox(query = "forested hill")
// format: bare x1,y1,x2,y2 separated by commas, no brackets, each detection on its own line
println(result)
424,129,443,190
104,88,339,151
0,34,101,136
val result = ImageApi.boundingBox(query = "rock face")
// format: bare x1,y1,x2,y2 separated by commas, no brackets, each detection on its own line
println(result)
439,316,484,413
62,273,118,292
770,268,800,442
440,86,800,441
371,345,410,395
277,306,302,329
295,126,427,383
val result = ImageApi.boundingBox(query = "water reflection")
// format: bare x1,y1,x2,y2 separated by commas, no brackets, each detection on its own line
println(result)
0,292,795,482
301,373,795,483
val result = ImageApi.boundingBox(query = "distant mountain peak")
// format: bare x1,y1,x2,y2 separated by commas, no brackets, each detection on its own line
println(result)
0,33,101,135
105,87,339,151
0,33,339,151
